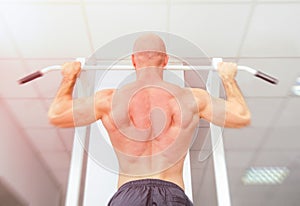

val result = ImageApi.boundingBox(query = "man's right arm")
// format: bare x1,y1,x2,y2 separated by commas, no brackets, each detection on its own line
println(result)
191,62,251,128
48,62,114,128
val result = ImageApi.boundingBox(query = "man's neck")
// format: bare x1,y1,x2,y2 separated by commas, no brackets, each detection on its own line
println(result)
135,66,164,83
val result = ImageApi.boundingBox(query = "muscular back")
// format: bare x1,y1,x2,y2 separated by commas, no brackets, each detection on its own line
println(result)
49,61,250,189
100,79,199,187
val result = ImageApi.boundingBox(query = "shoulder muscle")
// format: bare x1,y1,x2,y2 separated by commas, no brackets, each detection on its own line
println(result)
95,89,115,119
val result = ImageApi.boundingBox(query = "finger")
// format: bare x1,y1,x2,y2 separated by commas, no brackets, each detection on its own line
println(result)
217,62,223,71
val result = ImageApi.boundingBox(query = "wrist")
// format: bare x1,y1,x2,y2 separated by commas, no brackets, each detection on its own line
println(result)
63,75,77,82
220,76,236,83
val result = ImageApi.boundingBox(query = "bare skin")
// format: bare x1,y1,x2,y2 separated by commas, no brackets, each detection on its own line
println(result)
48,35,251,191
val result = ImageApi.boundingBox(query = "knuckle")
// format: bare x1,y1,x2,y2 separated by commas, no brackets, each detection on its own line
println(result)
62,62,69,67
74,62,81,69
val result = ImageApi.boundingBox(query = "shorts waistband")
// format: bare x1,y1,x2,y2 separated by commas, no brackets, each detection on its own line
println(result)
118,179,184,192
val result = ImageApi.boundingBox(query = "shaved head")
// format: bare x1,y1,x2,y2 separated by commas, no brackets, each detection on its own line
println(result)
132,33,168,69
133,33,166,54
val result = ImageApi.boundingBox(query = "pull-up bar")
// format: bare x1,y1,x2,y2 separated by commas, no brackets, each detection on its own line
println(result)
18,58,278,85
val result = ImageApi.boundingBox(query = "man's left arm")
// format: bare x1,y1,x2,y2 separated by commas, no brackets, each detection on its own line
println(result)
48,62,114,128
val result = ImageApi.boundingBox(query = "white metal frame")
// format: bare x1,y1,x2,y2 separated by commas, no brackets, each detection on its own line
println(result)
65,58,94,206
65,57,235,206
40,64,256,73
207,58,231,206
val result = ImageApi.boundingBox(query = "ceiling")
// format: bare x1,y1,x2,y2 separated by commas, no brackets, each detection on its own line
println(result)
0,0,300,206
0,178,27,206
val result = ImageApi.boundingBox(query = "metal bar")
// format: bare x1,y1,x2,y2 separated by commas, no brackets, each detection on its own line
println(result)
65,58,93,206
40,64,256,72
65,129,87,206
207,58,231,206
18,58,278,85
41,65,213,72
175,69,193,203
78,127,90,206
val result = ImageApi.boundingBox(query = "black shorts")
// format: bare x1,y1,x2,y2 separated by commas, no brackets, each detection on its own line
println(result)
108,179,193,206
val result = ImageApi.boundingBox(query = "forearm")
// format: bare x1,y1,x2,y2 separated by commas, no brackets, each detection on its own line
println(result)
221,78,251,126
48,77,77,122
222,78,247,109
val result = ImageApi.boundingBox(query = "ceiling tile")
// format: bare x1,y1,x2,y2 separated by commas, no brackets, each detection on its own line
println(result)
261,167,300,205
230,168,300,206
169,3,252,57
262,126,300,150
0,15,18,58
223,127,267,150
227,161,252,195
231,185,274,206
292,155,300,170
41,151,70,170
0,0,81,2
276,97,300,127
225,151,254,168
0,4,92,58
85,0,167,2
253,150,300,167
24,59,73,98
265,190,300,206
284,168,300,185
53,169,70,190
237,59,300,97
86,3,168,50
172,0,251,2
245,98,284,127
258,0,300,2
24,59,73,73
0,60,39,98
58,128,75,152
241,4,300,57
5,99,51,128
25,128,66,152
227,167,247,190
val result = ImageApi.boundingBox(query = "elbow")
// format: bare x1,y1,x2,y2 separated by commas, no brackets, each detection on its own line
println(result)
233,104,251,128
48,104,61,126
226,111,251,129
48,111,74,128
48,101,74,127
48,111,66,127
241,118,251,128
236,113,251,128
48,111,60,126
245,114,251,126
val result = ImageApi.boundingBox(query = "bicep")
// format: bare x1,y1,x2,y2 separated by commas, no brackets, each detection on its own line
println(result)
48,96,96,128
193,89,227,126
192,88,241,128
49,89,114,128
94,89,115,120
73,89,114,126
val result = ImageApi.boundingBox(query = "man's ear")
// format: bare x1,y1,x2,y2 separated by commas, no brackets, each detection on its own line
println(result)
131,54,136,68
163,54,169,67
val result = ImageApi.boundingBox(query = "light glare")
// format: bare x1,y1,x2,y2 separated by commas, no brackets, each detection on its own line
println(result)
242,167,289,185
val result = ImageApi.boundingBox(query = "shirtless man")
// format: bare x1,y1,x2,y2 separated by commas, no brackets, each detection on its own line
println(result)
48,33,251,205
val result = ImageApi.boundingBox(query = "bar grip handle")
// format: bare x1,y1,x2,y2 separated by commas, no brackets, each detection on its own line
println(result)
255,71,278,85
18,71,43,84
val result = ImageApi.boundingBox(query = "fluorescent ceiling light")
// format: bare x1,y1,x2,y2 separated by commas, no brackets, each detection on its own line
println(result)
242,167,290,185
292,77,300,96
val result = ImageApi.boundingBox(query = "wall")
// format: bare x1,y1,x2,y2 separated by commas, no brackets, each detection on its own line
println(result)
0,99,61,206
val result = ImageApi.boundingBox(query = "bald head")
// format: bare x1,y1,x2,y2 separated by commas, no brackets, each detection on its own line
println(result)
132,33,168,69
133,33,166,54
